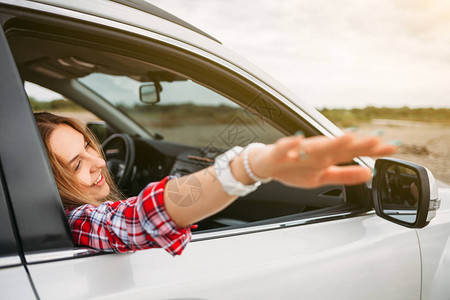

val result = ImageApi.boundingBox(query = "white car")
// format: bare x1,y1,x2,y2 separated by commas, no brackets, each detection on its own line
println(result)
0,1,449,299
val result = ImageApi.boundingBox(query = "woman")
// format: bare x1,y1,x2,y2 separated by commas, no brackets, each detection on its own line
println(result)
34,112,396,256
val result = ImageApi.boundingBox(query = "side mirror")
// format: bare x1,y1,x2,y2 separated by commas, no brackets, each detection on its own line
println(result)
139,82,161,104
372,158,440,228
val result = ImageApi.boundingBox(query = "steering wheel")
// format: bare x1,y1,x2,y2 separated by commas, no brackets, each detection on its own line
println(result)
102,133,135,189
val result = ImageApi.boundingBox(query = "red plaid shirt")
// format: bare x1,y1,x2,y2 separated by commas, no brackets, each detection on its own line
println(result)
65,176,191,256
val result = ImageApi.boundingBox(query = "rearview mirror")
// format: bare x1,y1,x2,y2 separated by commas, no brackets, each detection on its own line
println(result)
139,82,161,104
372,158,440,228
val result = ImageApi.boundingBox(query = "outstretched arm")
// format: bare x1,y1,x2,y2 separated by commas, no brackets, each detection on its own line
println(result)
164,133,397,228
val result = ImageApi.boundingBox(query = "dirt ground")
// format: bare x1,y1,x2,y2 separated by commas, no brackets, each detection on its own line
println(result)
354,120,450,184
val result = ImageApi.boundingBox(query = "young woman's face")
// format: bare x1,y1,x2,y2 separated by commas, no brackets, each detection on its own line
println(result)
49,124,110,201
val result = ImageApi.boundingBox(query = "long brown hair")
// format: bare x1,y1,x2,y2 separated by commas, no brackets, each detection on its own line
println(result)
34,112,123,209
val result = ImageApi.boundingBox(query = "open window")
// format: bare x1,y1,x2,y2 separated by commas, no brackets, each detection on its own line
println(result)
6,16,368,238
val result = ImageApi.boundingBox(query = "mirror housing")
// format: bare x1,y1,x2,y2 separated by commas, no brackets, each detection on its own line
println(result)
372,157,440,228
139,82,161,104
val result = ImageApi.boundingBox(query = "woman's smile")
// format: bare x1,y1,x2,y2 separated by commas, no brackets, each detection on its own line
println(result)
93,173,105,186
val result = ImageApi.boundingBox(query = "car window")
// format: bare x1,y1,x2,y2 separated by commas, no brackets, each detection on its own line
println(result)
25,65,347,233
25,82,102,124
8,20,358,238
78,73,285,148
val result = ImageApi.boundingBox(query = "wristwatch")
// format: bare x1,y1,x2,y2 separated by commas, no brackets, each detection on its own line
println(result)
214,146,261,197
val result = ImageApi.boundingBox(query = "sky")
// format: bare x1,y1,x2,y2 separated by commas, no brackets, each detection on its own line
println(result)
148,0,450,109
26,0,450,109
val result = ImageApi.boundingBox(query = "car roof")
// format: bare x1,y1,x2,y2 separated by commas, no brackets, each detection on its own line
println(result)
108,0,221,43
10,0,222,48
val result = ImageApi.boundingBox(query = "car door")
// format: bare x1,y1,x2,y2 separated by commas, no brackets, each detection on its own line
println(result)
1,3,423,299
25,212,422,299
0,25,44,300
0,169,37,299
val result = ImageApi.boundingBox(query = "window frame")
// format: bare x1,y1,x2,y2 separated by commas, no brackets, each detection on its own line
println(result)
0,20,74,255
1,5,373,255
0,165,21,267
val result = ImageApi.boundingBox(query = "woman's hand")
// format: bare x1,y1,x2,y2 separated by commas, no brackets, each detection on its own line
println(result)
250,133,397,188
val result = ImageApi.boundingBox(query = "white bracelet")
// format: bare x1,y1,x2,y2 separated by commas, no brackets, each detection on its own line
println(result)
243,143,272,184
214,146,261,197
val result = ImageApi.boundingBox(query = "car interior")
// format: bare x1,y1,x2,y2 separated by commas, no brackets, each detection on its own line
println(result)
6,18,368,234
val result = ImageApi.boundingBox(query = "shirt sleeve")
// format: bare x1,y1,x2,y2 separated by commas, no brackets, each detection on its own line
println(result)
65,176,191,256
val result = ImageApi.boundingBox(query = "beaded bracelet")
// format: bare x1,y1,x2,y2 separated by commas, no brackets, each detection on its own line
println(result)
243,143,272,184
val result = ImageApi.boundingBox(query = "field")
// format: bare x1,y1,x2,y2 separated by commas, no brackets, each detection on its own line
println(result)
354,120,450,184
321,107,449,184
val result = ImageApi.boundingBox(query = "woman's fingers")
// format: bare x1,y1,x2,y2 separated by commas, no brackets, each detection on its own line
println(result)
366,142,398,157
333,136,397,162
303,134,397,163
272,136,302,160
267,133,397,188
271,133,396,168
276,134,355,162
298,134,354,158
319,165,372,186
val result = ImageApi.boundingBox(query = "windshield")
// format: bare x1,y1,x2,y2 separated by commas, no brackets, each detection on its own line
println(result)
77,73,283,148
79,73,234,107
